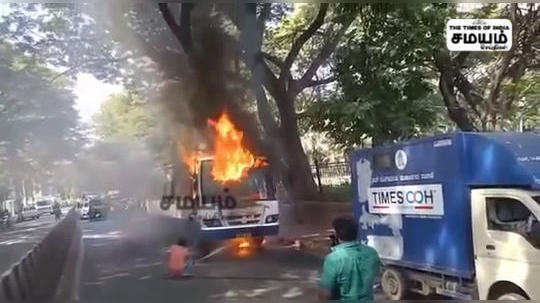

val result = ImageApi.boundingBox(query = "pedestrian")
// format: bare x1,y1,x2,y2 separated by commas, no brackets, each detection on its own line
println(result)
167,237,193,278
53,202,61,221
319,216,381,301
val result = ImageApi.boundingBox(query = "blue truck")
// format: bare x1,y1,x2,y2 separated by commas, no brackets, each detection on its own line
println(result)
351,132,540,300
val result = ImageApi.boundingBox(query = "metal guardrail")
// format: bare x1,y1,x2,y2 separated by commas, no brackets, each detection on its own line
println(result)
0,209,82,302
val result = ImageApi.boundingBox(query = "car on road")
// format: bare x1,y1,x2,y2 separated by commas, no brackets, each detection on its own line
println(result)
88,198,108,220
79,202,90,220
18,206,40,221
35,200,53,215
61,206,72,214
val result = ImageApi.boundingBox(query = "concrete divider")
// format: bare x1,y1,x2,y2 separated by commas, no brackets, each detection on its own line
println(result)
0,209,83,302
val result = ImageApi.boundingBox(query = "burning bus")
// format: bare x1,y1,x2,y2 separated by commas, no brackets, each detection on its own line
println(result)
189,156,278,244
157,113,279,248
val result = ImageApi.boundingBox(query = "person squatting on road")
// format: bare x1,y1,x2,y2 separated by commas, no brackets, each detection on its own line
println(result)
319,216,381,301
168,237,194,277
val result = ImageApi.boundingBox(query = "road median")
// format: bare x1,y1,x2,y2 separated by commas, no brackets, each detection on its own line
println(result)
0,209,83,302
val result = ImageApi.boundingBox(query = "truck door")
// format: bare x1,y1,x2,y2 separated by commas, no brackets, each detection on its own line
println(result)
470,189,540,300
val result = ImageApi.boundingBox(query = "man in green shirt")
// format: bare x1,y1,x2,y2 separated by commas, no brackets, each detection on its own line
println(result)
319,216,381,301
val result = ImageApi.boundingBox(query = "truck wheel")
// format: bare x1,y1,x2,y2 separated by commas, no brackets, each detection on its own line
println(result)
381,268,405,300
496,293,527,300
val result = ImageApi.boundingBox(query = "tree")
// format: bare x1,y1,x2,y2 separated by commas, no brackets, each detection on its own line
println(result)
93,93,156,140
304,4,444,145
154,3,362,199
312,3,538,135
90,91,171,197
500,75,540,131
1,3,362,199
361,3,539,131
439,4,538,131
0,42,83,206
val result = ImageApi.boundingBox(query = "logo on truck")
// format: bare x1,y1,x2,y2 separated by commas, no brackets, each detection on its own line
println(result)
368,184,444,216
395,150,407,170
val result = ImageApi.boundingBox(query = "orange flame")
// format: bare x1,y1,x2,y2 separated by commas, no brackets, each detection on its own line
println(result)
209,113,267,183
180,149,198,175
179,146,210,175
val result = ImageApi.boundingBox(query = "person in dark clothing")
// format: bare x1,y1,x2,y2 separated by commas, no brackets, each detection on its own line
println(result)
53,202,62,221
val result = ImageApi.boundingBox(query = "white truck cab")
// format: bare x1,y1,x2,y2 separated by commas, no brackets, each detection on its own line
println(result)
471,188,540,300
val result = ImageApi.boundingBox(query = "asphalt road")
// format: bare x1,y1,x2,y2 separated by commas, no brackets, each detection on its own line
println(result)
79,214,327,302
0,210,445,302
0,213,58,274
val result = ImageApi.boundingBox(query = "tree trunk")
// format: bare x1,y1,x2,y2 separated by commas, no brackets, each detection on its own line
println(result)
438,73,476,131
14,178,23,219
277,95,318,200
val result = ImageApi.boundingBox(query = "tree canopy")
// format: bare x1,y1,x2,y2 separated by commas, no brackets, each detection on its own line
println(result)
305,3,539,148
0,41,83,201
1,3,537,202
93,93,156,140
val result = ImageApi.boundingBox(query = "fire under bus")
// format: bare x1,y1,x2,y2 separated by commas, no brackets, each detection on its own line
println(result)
189,156,279,245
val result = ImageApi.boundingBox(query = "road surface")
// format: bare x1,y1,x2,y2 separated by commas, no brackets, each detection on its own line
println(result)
0,214,57,274
0,210,444,301
79,214,328,302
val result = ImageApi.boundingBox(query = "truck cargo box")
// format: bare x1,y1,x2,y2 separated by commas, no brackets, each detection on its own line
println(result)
351,132,540,279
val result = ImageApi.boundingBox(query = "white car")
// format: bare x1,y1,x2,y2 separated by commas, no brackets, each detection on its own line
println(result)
19,206,39,221
35,200,53,215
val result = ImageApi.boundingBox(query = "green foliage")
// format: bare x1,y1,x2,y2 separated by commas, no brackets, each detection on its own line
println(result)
501,75,540,131
264,4,362,76
351,3,453,64
93,93,156,140
307,93,441,147
305,4,449,146
264,4,325,75
0,3,122,82
0,42,83,187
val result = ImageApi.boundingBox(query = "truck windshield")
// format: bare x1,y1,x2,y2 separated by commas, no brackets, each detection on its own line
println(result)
201,160,275,203
487,197,539,249
36,201,50,206
533,196,540,204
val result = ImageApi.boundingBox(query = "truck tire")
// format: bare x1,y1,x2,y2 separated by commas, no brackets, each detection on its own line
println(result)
381,268,406,300
489,283,529,300
496,293,527,300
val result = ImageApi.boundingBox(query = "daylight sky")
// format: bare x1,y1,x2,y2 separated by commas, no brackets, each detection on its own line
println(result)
73,73,123,123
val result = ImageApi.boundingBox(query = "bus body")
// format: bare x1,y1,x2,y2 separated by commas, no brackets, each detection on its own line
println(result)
194,157,279,240
151,157,280,244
